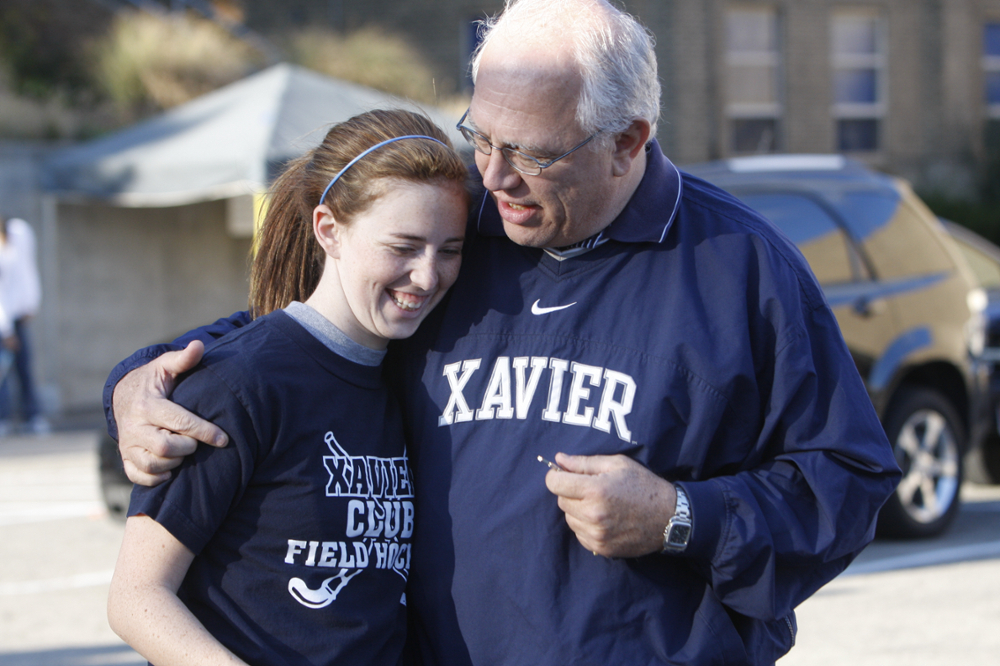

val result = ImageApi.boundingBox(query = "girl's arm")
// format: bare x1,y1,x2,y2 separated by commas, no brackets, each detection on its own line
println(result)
108,515,249,666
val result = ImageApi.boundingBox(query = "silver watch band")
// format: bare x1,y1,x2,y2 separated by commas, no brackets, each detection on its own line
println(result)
661,485,693,554
673,485,691,520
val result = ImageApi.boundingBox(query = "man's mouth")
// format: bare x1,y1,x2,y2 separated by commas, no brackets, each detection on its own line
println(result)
389,290,428,312
498,199,538,225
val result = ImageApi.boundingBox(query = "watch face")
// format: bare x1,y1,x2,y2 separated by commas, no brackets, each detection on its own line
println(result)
667,523,691,546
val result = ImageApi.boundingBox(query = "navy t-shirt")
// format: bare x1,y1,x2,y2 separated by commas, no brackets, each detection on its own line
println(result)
128,310,413,666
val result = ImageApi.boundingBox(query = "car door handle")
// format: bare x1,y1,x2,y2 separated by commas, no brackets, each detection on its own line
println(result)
853,296,887,317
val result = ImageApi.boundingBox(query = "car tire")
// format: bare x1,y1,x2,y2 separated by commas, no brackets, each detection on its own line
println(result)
877,386,964,539
98,430,132,522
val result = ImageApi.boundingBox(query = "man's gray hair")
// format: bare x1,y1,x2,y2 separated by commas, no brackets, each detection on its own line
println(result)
470,0,660,138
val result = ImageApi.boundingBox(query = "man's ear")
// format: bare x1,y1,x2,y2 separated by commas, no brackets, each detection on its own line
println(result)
610,118,652,177
313,205,341,258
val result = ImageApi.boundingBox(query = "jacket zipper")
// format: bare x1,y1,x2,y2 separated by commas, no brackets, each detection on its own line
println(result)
784,616,796,647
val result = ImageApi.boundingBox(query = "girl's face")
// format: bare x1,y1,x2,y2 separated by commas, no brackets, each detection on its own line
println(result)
320,179,467,349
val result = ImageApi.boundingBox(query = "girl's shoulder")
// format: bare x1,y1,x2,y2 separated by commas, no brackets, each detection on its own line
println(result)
179,312,307,402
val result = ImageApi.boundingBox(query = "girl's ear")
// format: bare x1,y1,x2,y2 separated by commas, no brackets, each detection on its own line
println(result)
313,205,342,258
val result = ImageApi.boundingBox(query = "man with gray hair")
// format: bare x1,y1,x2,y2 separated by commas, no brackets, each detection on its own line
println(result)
107,1,899,663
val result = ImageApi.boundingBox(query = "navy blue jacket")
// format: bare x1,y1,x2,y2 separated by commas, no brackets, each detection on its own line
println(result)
106,141,899,665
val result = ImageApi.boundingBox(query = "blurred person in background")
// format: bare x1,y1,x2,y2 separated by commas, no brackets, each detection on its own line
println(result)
0,214,46,436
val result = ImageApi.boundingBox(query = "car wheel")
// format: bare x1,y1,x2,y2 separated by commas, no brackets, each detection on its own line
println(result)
877,386,963,539
98,430,132,522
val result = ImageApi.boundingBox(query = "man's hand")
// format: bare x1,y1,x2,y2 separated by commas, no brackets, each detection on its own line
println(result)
113,340,228,487
544,453,676,558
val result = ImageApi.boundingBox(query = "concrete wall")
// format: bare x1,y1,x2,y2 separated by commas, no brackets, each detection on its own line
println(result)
49,199,251,411
1,141,253,417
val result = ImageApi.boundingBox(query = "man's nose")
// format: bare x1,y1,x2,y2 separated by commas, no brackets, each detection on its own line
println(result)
479,149,523,193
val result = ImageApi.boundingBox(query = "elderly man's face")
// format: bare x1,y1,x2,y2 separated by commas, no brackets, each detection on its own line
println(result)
468,49,623,248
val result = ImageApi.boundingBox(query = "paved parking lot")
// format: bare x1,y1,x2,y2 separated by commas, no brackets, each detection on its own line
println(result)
781,482,1000,665
1,429,999,665
0,431,143,666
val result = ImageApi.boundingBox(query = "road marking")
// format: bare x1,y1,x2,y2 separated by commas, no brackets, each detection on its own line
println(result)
0,570,114,596
845,539,1000,575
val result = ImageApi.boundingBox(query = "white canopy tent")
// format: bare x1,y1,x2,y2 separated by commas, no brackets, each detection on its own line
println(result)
45,62,466,208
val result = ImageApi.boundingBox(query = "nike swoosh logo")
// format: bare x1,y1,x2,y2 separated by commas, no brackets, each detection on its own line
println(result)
531,299,577,315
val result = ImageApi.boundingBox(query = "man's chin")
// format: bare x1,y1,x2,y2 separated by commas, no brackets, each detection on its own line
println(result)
501,221,555,248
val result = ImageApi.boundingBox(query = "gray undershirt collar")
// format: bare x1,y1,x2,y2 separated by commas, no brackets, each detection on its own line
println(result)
284,301,386,367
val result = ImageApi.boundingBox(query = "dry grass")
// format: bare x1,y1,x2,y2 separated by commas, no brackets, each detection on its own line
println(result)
0,11,471,139
0,70,117,140
286,26,455,106
90,10,263,116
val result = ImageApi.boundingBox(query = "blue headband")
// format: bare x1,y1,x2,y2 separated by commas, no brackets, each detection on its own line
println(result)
318,134,449,206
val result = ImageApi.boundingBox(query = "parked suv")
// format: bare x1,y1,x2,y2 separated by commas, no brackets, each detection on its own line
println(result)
941,220,1000,484
685,155,990,538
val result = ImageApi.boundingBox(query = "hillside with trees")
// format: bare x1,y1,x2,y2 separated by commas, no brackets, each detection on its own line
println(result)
0,0,460,141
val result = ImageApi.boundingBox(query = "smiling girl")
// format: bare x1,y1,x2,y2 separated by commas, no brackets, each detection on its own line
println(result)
107,109,469,665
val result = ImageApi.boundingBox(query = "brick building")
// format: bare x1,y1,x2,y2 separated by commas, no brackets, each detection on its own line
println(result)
240,0,1000,198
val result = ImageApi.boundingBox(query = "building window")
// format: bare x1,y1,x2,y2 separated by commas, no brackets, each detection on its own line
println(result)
831,11,885,152
984,23,1000,118
726,7,781,154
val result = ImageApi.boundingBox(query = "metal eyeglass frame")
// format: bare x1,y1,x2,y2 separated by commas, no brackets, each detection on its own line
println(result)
456,109,600,176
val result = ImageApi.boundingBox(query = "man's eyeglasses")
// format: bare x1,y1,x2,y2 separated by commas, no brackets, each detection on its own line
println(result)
456,109,600,176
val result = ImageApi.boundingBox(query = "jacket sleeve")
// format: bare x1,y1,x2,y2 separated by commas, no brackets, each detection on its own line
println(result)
677,301,900,621
102,311,253,440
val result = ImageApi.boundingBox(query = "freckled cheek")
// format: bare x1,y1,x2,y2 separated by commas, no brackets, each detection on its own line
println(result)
361,251,400,282
438,260,463,292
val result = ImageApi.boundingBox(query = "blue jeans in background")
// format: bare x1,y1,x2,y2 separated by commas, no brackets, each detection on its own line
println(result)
0,317,39,423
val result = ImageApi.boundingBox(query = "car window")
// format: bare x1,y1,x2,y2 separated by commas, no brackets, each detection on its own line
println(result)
824,189,900,241
739,192,856,285
850,193,954,279
952,236,1000,289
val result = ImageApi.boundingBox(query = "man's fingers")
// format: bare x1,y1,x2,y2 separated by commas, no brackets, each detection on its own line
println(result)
545,467,592,499
121,458,172,487
561,506,607,555
148,399,228,448
149,430,200,460
545,454,675,558
111,340,226,486
122,433,191,472
554,452,623,475
158,340,205,384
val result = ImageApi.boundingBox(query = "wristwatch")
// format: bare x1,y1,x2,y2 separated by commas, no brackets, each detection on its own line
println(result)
661,485,692,554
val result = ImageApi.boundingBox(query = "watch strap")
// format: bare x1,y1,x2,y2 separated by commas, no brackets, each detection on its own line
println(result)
661,485,692,554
